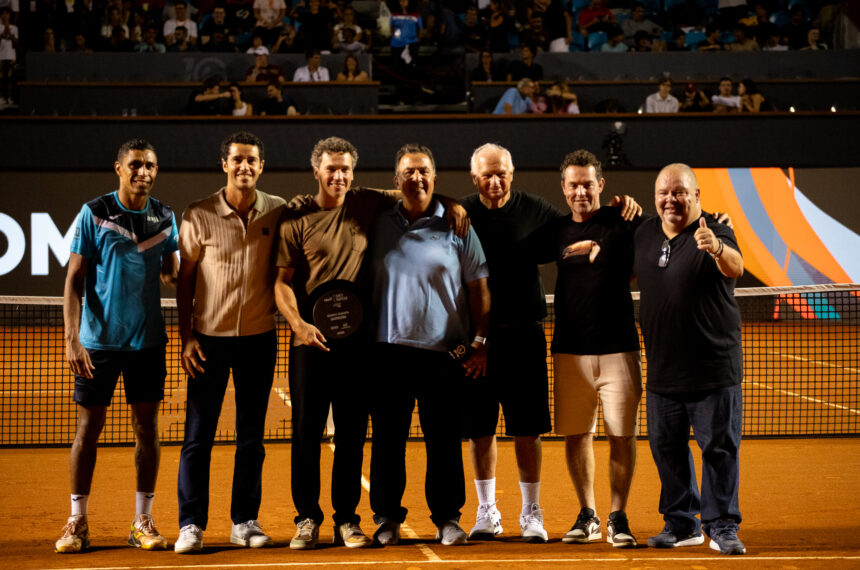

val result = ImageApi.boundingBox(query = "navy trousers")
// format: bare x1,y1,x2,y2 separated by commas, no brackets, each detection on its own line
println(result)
177,330,276,529
646,383,742,536
369,343,466,527
288,342,369,526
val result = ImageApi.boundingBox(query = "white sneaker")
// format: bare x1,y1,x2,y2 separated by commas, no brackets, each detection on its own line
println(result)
290,518,320,550
174,524,203,553
520,503,548,543
230,520,273,548
469,502,503,539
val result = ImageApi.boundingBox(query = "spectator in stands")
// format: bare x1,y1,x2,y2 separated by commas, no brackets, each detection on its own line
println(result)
104,24,134,51
164,1,198,45
717,0,748,29
390,0,421,62
40,26,57,52
101,6,129,41
725,23,759,51
190,75,231,114
645,77,679,113
535,0,571,52
800,26,828,50
782,6,809,50
246,32,266,52
696,24,723,51
761,28,787,51
711,77,740,113
461,5,486,53
667,29,687,51
493,77,535,114
70,32,94,52
129,10,148,44
201,24,237,51
471,49,504,82
633,30,652,51
578,0,615,36
543,80,579,113
738,78,769,112
293,49,330,81
292,0,335,53
253,0,285,46
135,24,166,51
333,4,365,46
259,80,298,115
679,82,711,112
506,43,542,82
167,25,197,51
622,2,661,47
226,0,256,41
229,81,253,115
485,0,514,53
601,26,628,52
0,0,17,24
336,52,369,81
519,12,549,52
271,23,300,52
335,27,366,54
246,46,286,82
200,5,233,45
0,6,16,106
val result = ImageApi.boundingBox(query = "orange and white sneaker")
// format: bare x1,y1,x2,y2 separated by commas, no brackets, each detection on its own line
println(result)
128,514,168,550
56,515,90,553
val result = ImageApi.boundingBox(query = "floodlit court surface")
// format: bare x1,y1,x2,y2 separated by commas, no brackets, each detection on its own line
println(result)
2,439,859,569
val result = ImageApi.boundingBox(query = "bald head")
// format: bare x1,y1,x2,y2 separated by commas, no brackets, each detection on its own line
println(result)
655,163,701,233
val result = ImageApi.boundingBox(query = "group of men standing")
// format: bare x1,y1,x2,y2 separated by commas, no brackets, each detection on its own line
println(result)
56,132,747,557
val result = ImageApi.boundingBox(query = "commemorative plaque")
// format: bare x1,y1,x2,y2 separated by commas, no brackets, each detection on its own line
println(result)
307,280,366,342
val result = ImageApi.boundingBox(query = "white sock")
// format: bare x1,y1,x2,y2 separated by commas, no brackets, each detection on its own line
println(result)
71,494,88,517
520,481,540,515
474,478,496,506
136,491,155,516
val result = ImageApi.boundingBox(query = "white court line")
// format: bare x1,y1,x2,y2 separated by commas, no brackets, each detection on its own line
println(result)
326,442,441,562
767,350,860,375
40,555,860,570
755,351,860,415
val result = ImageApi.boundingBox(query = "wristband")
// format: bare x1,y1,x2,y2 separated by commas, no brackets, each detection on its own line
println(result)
710,239,724,261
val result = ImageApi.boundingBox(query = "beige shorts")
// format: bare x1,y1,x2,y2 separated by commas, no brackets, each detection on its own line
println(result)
553,351,643,437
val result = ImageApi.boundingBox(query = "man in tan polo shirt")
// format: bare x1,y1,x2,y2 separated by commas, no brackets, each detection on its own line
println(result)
174,131,285,554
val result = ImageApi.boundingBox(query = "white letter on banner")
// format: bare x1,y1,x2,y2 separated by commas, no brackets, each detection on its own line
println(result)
31,213,78,275
0,213,27,276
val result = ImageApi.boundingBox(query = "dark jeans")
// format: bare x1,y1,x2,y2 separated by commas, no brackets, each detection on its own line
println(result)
177,330,277,529
289,342,369,526
369,343,465,527
646,384,743,536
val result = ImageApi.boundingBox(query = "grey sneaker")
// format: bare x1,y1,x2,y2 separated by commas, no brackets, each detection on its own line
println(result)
174,524,203,554
435,520,468,546
333,522,372,548
520,503,548,543
606,511,637,548
708,521,746,555
563,507,601,544
469,502,503,539
647,524,704,548
230,520,273,548
373,518,401,546
289,518,319,550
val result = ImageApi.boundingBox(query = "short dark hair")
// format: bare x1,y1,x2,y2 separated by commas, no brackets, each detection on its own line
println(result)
395,143,435,173
203,74,222,90
220,131,264,161
311,136,359,169
560,149,603,181
117,138,156,161
719,76,733,84
306,49,322,60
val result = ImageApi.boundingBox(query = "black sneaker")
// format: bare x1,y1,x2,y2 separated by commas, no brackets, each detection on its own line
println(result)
562,507,601,544
646,524,704,548
606,511,637,548
708,522,746,555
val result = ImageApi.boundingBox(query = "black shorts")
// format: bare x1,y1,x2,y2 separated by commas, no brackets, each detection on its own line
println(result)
74,345,167,407
462,321,552,439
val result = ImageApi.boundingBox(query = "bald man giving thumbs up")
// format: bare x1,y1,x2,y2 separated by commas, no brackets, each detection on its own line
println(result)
632,163,746,556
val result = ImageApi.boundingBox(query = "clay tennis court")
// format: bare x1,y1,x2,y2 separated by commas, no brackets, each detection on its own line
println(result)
1,290,859,567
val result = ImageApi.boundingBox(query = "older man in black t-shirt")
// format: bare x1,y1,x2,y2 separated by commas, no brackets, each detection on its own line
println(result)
633,163,746,556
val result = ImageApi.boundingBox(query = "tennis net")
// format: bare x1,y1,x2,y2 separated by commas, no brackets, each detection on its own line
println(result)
1,283,858,447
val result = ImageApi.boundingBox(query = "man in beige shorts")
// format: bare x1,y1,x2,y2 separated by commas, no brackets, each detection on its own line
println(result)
529,149,643,547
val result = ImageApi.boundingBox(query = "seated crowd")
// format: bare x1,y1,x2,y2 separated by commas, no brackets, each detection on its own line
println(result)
0,0,853,109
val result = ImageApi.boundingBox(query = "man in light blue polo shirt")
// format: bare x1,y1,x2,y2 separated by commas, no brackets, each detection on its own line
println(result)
368,143,491,548
493,78,536,115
